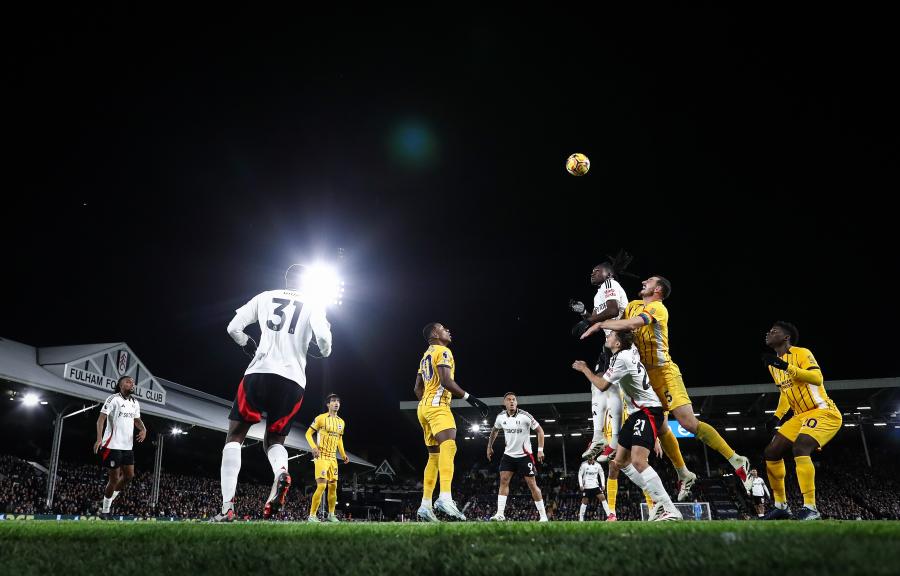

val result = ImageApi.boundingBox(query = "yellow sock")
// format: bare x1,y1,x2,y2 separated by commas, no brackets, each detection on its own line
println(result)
795,455,816,508
766,459,787,505
423,452,439,502
644,491,654,508
659,430,686,470
438,440,457,494
309,482,326,517
327,482,337,514
695,421,736,460
606,479,617,514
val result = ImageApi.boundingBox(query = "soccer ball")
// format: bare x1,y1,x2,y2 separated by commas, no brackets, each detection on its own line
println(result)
566,153,590,176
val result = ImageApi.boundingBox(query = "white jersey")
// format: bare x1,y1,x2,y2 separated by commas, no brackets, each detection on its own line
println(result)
227,288,333,388
493,409,540,458
578,460,605,490
604,345,662,409
593,278,628,336
750,477,770,498
100,394,141,451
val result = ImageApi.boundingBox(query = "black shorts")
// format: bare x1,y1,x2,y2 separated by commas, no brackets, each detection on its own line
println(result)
618,406,664,451
499,454,537,477
229,373,305,435
582,487,602,500
753,495,765,505
100,449,134,469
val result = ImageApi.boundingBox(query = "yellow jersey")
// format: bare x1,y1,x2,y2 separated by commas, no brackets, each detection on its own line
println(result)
418,344,455,407
306,412,346,459
768,346,836,415
624,299,671,368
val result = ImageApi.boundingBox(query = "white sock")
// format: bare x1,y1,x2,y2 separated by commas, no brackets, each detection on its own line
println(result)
111,490,120,502
728,453,745,469
775,501,788,510
621,464,647,490
591,403,605,443
421,498,433,509
601,500,611,515
675,466,691,481
804,504,818,512
438,491,452,502
606,387,622,448
267,444,289,475
220,442,242,509
497,494,507,515
534,500,547,520
102,497,112,513
578,503,587,520
640,466,674,507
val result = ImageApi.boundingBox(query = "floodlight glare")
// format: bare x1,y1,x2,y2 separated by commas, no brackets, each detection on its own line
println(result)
23,393,40,407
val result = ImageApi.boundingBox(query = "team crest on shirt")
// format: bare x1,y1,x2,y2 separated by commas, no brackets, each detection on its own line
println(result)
117,350,129,376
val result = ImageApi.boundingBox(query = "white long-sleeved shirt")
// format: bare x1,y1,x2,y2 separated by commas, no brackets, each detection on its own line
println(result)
227,288,332,388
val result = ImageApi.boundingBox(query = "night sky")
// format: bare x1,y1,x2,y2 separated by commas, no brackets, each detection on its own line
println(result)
6,9,899,462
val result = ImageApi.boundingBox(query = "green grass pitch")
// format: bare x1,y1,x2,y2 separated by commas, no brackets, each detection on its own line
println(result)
2,521,899,575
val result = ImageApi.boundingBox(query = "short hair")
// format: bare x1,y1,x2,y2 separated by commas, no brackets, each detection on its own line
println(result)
503,392,516,399
115,375,133,392
325,393,340,404
773,321,799,345
653,276,672,299
422,322,439,343
614,329,635,349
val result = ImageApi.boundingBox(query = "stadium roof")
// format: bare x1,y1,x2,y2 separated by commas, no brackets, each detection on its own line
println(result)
399,378,900,440
0,337,374,467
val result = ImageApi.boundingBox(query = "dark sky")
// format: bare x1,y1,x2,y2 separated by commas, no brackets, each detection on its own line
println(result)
6,9,899,461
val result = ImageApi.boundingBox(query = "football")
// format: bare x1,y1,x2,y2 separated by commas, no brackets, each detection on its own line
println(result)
566,153,590,176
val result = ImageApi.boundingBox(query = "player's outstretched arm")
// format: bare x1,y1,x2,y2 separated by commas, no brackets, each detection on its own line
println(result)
135,419,147,443
93,413,107,453
414,374,424,401
535,425,545,463
581,316,645,339
437,366,489,415
585,299,620,325
486,428,499,461
338,437,349,464
305,421,320,458
310,306,332,357
227,296,259,347
571,360,612,392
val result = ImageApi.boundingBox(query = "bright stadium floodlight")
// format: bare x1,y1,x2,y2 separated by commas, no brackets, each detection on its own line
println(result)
469,424,479,433
764,410,776,414
301,263,342,307
171,427,182,435
727,411,740,415
874,423,886,427
23,393,40,407
725,427,737,431
857,406,871,410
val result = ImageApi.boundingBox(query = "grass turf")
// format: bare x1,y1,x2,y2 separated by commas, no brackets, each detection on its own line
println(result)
2,520,899,575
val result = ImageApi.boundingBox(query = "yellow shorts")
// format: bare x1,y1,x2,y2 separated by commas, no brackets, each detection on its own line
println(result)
314,457,338,482
647,362,691,412
777,408,842,448
417,404,455,447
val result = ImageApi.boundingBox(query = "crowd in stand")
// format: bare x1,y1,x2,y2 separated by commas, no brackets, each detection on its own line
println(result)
3,443,899,521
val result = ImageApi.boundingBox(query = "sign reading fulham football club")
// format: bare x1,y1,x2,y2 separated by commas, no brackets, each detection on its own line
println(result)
63,345,166,405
